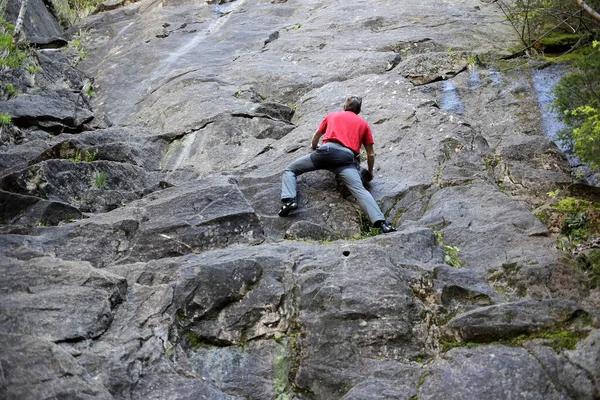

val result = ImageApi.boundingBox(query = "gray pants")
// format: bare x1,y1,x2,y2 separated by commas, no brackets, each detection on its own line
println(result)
281,142,385,223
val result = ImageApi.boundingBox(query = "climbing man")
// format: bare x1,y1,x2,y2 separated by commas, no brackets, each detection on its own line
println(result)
278,96,396,234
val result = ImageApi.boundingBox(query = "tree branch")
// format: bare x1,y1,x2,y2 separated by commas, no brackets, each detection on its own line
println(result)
12,0,29,47
573,0,600,22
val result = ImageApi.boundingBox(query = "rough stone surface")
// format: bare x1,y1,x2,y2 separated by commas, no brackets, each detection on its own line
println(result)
1,0,599,399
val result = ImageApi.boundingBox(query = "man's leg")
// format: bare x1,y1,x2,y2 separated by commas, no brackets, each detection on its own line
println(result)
336,166,385,223
336,166,396,233
280,153,318,216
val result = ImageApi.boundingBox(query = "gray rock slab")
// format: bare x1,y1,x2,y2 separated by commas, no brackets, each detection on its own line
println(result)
11,177,266,267
4,0,64,44
79,0,516,130
0,93,94,132
0,190,82,230
444,299,593,343
31,126,169,171
524,341,597,400
419,345,571,400
564,330,600,397
417,181,555,272
0,333,113,400
2,0,599,398
0,256,126,342
2,159,162,212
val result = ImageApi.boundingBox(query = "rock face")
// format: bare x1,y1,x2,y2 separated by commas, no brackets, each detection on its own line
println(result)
1,0,599,399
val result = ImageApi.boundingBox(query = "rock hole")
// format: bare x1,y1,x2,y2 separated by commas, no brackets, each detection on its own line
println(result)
343,250,350,257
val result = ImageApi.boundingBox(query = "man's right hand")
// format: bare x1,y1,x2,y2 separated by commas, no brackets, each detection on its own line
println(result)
311,130,325,150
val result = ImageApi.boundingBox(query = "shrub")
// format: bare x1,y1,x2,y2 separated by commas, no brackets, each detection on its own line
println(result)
52,0,105,27
0,20,28,69
0,112,12,126
553,42,600,170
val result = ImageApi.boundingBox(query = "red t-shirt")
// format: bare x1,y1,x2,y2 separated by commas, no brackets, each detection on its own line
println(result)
317,111,374,155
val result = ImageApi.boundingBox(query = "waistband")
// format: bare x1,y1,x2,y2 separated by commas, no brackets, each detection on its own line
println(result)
322,141,355,155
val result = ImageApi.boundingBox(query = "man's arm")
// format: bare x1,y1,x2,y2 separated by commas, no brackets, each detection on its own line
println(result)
312,130,325,150
364,143,375,181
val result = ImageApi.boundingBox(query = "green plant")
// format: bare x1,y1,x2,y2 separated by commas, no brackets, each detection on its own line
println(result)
0,112,12,126
553,42,600,170
93,170,107,189
0,19,28,69
54,0,104,27
547,189,561,198
70,150,82,163
84,149,98,162
62,32,89,66
3,82,18,97
554,197,591,214
544,196,600,249
433,230,462,268
70,149,97,163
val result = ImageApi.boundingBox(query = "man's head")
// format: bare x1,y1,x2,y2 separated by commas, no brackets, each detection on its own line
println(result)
343,96,362,114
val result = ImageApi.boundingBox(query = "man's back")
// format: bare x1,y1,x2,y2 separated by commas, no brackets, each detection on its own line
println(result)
319,111,373,154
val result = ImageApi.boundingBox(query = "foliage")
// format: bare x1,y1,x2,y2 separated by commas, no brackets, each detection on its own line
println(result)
0,111,11,126
494,0,600,55
539,195,600,249
84,149,98,162
63,32,88,66
52,0,104,27
553,42,600,169
547,189,561,198
0,18,28,69
3,82,18,97
70,148,98,163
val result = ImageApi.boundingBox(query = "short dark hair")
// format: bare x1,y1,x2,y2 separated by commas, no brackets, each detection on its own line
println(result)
343,96,362,114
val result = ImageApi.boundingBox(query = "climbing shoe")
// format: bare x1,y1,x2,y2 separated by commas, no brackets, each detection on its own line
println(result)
278,198,298,217
375,220,397,234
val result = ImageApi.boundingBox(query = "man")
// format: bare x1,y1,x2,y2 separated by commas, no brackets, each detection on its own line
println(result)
279,96,396,234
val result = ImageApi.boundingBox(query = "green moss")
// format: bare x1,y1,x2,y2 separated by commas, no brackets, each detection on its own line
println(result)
438,309,459,326
538,32,582,48
274,349,291,399
417,371,431,388
185,332,206,351
439,326,586,353
511,328,581,351
439,338,478,352
273,335,301,400
432,230,462,268
392,210,405,226
553,197,591,214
